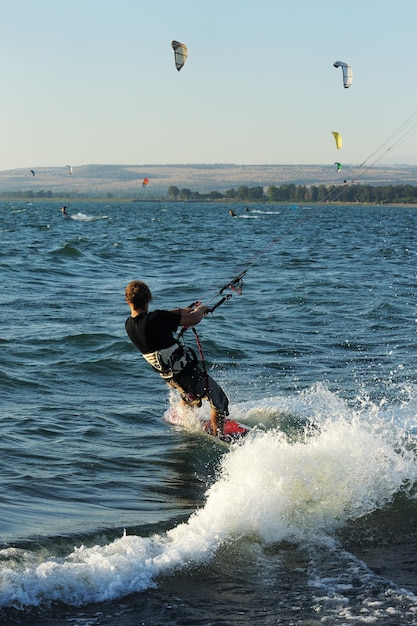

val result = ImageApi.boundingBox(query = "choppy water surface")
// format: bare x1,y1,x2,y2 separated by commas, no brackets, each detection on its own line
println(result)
0,200,416,624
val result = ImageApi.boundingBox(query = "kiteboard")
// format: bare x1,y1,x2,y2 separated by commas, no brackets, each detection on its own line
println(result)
164,405,251,444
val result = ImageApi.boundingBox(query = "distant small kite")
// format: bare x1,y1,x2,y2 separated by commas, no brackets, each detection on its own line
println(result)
142,177,149,187
66,164,73,175
171,40,188,71
333,61,353,88
331,131,342,150
334,161,342,172
30,169,35,176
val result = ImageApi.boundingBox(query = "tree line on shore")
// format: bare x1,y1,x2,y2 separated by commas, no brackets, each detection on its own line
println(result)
168,183,417,204
1,182,417,203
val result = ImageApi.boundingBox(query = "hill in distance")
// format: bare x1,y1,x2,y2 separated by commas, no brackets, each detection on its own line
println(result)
1,163,417,198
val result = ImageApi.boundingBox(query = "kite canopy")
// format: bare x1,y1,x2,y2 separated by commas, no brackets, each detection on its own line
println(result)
171,40,188,71
334,161,342,171
333,61,352,88
142,177,149,187
331,131,342,150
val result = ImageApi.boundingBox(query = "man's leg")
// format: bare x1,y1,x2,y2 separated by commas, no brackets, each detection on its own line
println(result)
210,408,225,436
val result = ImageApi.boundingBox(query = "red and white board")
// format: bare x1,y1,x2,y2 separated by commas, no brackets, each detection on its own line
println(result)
164,406,251,444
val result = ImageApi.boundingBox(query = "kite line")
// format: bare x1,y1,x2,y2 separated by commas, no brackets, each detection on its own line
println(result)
191,107,417,317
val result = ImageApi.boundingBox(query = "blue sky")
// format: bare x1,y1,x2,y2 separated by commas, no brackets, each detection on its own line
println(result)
1,0,416,170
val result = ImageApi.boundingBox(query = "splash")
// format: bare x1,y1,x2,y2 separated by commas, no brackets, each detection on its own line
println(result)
1,385,416,609
69,213,108,221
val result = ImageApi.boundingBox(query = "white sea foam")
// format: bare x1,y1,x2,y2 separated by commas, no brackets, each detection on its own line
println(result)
69,213,108,221
1,385,416,609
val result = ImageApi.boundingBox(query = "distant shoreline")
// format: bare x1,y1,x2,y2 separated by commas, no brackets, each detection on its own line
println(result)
1,197,416,208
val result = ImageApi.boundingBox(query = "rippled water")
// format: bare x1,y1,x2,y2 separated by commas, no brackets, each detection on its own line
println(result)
1,200,416,624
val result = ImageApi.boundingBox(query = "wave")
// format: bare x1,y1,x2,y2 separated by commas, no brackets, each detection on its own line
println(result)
1,385,416,610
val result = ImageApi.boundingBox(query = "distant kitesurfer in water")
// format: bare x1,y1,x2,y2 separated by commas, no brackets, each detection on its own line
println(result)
229,209,236,217
125,280,229,437
61,206,69,217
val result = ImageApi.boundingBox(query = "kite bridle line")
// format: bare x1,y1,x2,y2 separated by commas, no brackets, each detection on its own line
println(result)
179,106,417,331
176,107,417,374
324,107,417,204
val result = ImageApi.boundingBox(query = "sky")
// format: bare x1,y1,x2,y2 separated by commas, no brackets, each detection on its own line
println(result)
1,0,417,171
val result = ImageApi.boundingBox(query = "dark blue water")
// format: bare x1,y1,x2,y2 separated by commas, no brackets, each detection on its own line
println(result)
1,200,416,624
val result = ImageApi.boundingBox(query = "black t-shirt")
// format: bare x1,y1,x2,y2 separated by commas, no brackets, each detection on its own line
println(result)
125,310,181,354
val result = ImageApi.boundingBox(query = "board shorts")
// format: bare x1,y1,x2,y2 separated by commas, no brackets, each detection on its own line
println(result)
167,366,229,416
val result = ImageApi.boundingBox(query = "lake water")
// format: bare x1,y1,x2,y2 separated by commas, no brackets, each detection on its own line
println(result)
1,200,416,625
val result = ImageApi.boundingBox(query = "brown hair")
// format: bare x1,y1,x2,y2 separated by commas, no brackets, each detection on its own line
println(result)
125,280,152,310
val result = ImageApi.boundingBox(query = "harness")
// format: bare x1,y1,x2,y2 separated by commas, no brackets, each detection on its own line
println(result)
142,341,197,380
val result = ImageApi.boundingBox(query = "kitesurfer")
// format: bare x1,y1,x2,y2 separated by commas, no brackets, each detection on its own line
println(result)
61,206,69,217
125,280,229,436
229,209,236,217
